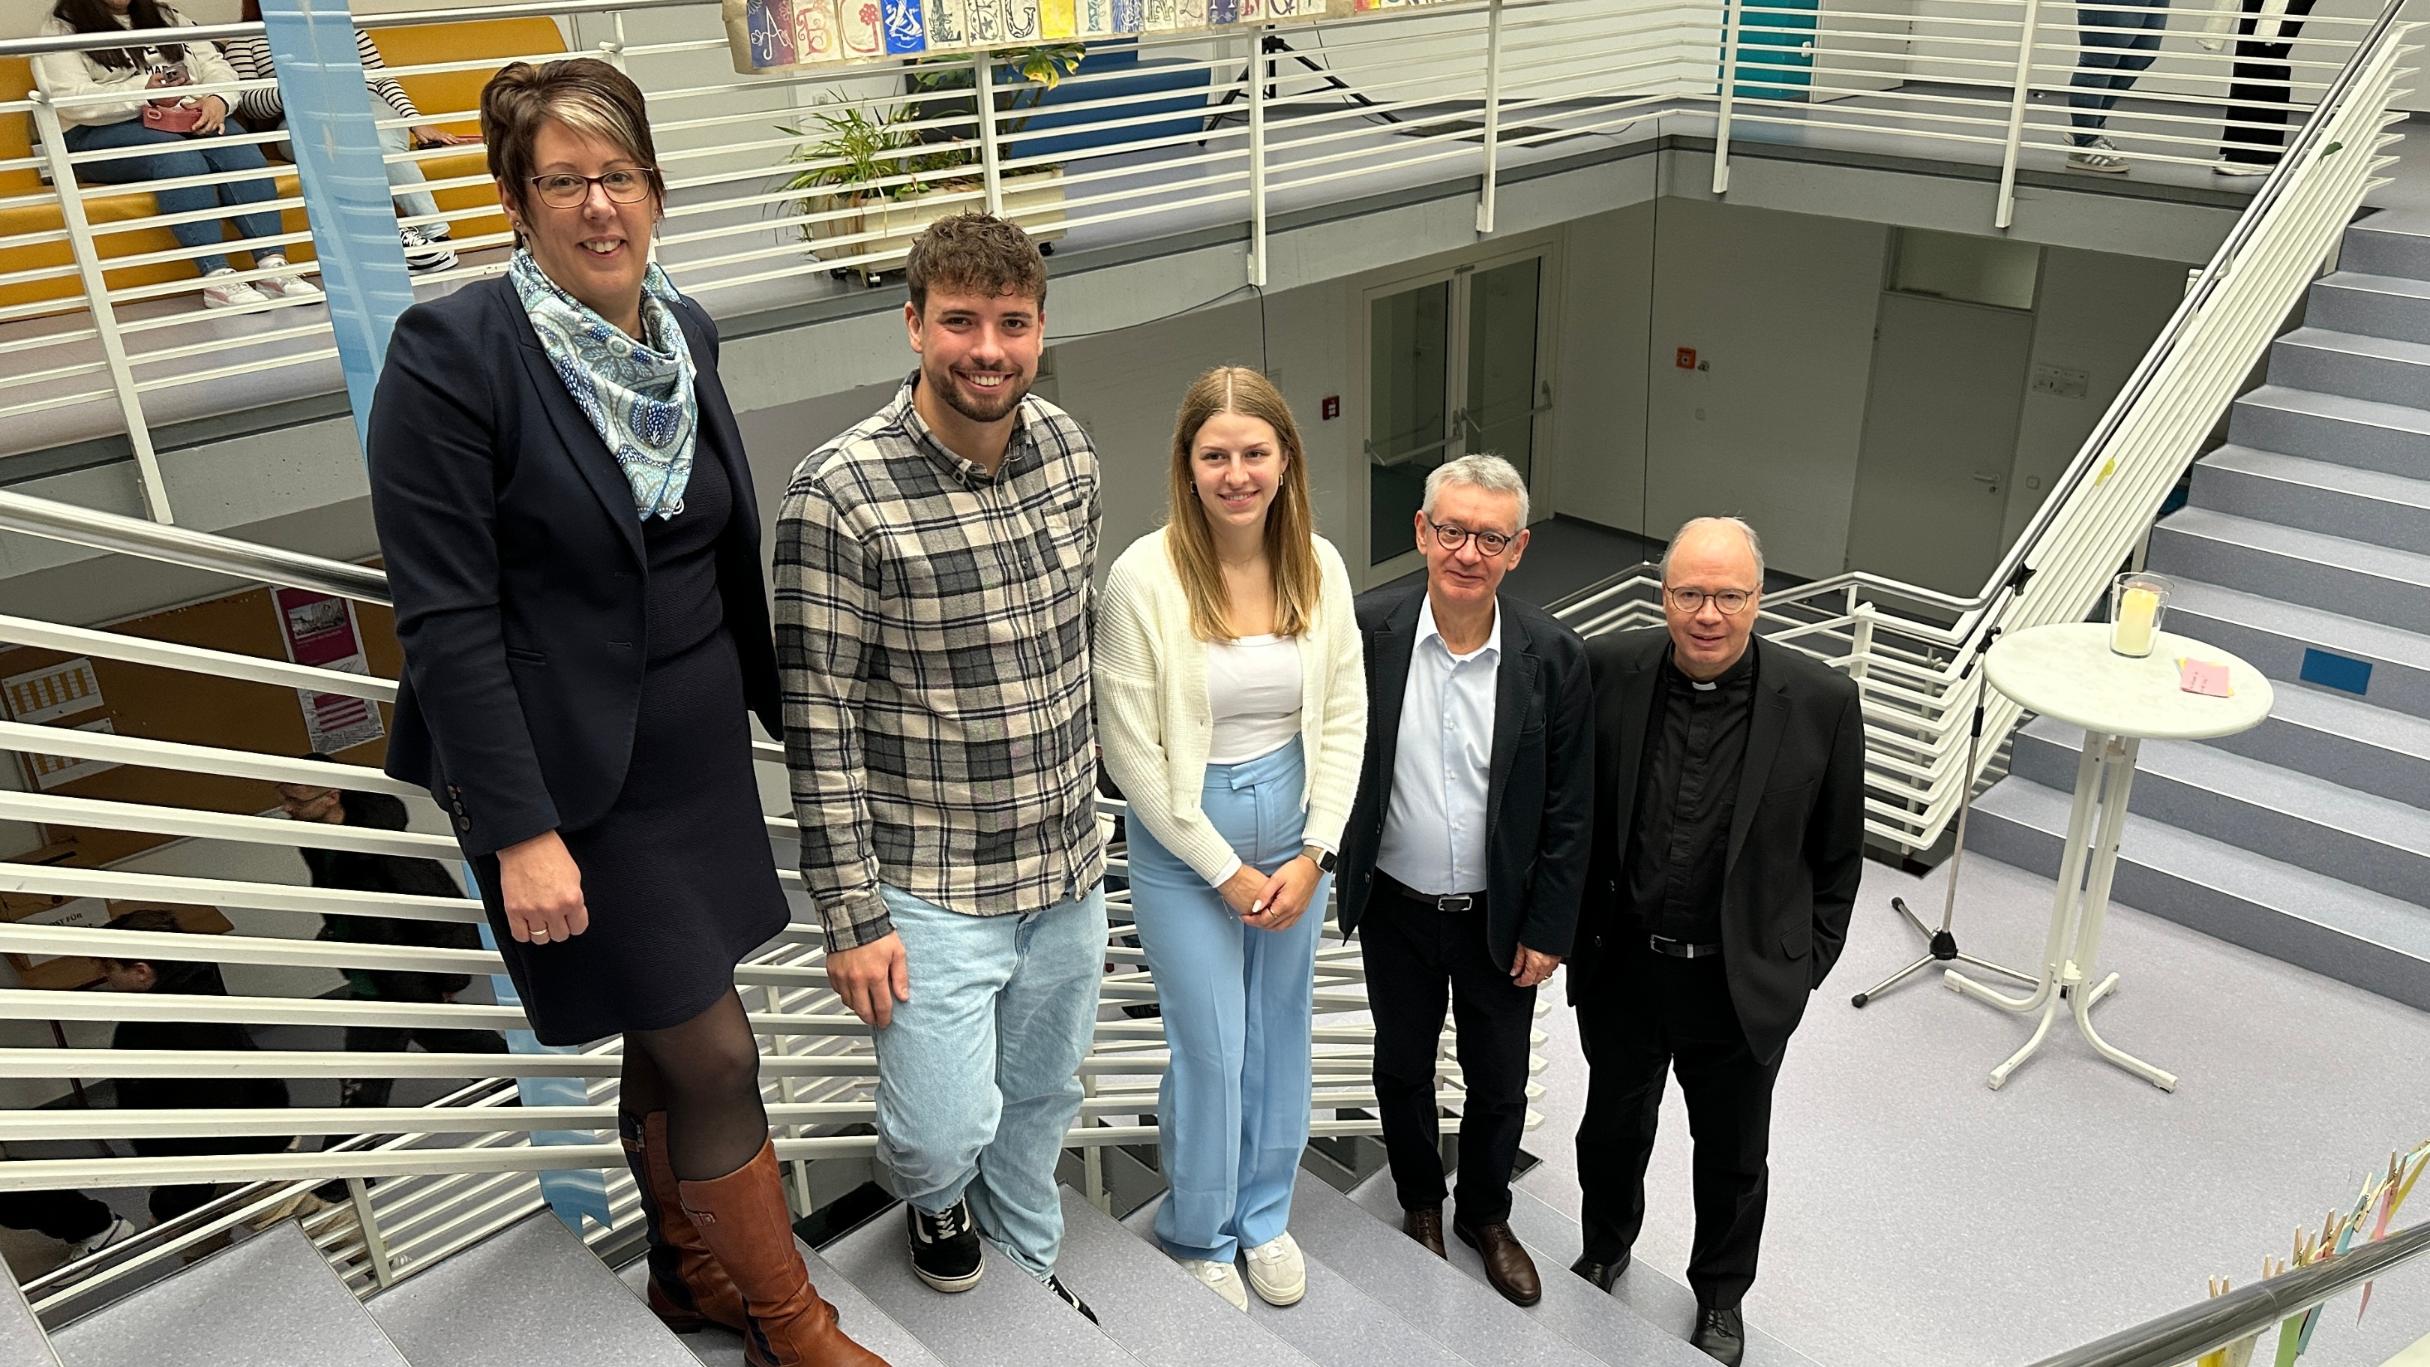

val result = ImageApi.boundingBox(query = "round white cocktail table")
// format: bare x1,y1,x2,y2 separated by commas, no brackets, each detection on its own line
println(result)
1948,623,2273,1092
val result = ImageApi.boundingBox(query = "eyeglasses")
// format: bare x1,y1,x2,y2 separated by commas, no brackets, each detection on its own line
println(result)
1664,587,1755,615
1424,518,1516,557
528,169,654,209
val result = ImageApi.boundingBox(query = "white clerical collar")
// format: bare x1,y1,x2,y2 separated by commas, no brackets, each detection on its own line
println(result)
1417,592,1501,664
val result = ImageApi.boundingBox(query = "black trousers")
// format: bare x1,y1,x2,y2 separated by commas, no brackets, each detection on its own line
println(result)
2222,0,2323,164
339,1023,510,1109
0,1187,115,1243
1363,886,1537,1225
1575,946,1783,1311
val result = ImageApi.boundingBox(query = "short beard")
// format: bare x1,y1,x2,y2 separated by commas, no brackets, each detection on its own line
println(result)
926,357,1029,425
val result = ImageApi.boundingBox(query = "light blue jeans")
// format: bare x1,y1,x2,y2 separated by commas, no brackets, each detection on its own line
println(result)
1126,740,1329,1264
872,881,1108,1281
375,122,443,230
2069,0,2169,144
62,118,283,277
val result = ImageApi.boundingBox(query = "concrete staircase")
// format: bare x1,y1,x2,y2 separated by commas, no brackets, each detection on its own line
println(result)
1971,207,2430,1012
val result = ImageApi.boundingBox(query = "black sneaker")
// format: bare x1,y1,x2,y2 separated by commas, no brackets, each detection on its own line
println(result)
906,1198,983,1292
1045,1273,1098,1324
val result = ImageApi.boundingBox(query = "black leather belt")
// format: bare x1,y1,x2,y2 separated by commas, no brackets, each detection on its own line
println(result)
1647,934,1724,960
1383,875,1486,915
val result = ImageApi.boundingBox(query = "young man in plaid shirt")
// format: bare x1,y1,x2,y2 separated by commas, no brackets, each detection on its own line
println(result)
774,213,1106,1319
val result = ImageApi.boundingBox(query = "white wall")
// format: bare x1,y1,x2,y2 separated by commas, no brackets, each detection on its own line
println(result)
1540,202,1654,540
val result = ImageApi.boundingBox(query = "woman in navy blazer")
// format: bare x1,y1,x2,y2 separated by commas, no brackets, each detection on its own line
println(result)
366,59,881,1367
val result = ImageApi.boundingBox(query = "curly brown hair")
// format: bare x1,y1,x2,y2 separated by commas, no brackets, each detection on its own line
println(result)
905,212,1047,316
480,58,664,232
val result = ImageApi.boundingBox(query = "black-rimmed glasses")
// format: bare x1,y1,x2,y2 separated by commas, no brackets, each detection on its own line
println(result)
1424,518,1516,557
1664,587,1755,615
529,169,655,209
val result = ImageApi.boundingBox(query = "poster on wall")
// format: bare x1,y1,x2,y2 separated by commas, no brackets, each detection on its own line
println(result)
722,0,1427,76
21,718,118,792
272,587,385,755
2,657,104,726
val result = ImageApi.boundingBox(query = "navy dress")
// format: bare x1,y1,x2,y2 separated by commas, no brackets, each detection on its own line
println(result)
471,425,789,1045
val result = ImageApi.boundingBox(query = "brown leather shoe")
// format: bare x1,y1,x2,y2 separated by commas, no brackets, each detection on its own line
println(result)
620,1110,748,1333
1455,1220,1542,1307
679,1139,888,1367
1403,1205,1447,1258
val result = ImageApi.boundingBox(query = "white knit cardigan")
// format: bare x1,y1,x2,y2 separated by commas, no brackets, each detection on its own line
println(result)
1095,526,1369,888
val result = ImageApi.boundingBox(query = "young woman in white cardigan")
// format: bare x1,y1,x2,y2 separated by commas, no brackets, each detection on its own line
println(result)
1096,365,1367,1312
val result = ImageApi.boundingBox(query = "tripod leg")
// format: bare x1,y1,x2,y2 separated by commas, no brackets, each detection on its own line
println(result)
1850,951,1937,1009
1954,952,2037,988
1889,895,1933,939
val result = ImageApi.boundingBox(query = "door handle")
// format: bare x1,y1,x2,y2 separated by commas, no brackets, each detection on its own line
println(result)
1971,473,2003,493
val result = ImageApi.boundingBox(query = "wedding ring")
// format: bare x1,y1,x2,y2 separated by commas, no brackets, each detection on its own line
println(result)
531,930,550,943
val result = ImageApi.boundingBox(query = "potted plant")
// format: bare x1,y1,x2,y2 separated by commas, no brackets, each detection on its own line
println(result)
777,43,1084,285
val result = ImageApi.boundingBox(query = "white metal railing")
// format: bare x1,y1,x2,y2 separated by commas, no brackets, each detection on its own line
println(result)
0,0,2387,517
1555,0,2415,856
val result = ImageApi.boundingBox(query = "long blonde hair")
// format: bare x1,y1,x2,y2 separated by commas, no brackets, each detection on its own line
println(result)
1164,366,1322,642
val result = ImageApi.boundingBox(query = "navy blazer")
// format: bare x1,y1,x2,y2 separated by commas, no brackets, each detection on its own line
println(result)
1566,630,1867,1066
1335,582,1596,969
366,276,781,857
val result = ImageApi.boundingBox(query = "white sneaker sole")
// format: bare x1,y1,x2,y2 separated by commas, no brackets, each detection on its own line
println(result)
911,1252,984,1293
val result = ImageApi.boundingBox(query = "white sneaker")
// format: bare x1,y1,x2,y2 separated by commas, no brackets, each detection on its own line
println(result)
254,258,324,304
2066,139,2129,174
2211,160,2271,178
1179,1257,1249,1311
67,1215,135,1257
1241,1232,1306,1307
399,225,458,274
201,268,267,309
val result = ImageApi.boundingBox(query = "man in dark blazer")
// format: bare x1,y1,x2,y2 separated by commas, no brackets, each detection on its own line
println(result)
1566,516,1865,1366
1337,454,1594,1309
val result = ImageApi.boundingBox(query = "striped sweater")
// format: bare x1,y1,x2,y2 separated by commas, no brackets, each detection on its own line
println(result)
218,30,421,130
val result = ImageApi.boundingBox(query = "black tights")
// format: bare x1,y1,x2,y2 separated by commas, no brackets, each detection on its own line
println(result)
620,990,770,1182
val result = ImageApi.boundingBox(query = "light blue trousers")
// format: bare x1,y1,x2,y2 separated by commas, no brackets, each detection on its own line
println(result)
872,882,1108,1280
1126,740,1329,1264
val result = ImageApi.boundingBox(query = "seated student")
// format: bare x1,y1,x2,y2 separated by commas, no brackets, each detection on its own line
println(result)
217,0,470,274
31,0,324,310
96,910,298,1225
275,758,508,1110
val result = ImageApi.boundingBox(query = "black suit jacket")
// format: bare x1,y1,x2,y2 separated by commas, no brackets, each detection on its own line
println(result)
367,277,781,857
1336,582,1595,968
1566,629,1866,1066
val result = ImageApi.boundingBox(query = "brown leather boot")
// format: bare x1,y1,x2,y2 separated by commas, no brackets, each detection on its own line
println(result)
678,1139,888,1367
619,1111,749,1333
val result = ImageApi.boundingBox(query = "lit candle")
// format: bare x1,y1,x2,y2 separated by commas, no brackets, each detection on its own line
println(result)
2114,586,2160,656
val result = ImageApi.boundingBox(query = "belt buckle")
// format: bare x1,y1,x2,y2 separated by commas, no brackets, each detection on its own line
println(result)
1436,894,1474,914
1648,934,1709,959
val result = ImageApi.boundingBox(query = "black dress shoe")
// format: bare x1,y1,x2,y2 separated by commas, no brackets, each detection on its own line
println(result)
1403,1205,1447,1258
1568,1251,1629,1292
1690,1304,1745,1366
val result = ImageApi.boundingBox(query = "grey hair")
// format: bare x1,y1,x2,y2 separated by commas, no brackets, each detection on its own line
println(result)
1659,516,1765,584
1422,453,1531,530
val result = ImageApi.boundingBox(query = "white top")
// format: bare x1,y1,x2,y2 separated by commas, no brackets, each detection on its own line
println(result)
33,11,242,131
1986,624,2273,741
1095,529,1369,888
1205,634,1304,764
1376,595,1500,896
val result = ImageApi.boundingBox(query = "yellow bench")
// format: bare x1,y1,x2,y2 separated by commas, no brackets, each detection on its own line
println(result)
0,16,563,314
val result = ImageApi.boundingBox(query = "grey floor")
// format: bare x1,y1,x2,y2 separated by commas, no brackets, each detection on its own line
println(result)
1513,852,2430,1367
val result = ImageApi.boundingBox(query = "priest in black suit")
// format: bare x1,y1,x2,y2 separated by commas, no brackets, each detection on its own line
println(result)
1566,516,1866,1366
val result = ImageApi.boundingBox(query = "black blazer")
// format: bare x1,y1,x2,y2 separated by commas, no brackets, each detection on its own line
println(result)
1336,582,1596,969
1566,629,1866,1065
366,277,781,857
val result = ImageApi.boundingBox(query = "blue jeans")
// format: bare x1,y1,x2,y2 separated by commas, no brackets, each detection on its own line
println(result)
2069,0,2168,143
1126,740,1330,1264
872,881,1108,1281
62,118,284,277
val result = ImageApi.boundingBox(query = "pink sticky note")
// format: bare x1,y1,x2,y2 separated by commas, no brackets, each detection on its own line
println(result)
2180,659,2232,697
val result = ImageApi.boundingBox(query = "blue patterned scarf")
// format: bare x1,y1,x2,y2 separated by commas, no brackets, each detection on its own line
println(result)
509,249,699,521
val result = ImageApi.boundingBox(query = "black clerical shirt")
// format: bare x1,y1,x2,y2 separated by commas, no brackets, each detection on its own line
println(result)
1624,643,1758,946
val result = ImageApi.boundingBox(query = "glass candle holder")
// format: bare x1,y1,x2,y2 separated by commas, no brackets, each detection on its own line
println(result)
2109,571,2172,658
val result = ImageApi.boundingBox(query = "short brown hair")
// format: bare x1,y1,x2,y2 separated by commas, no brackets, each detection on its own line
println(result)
481,58,665,226
905,213,1047,315
1164,366,1322,642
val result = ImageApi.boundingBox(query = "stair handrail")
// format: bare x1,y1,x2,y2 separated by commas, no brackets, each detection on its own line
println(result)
2021,1217,2430,1367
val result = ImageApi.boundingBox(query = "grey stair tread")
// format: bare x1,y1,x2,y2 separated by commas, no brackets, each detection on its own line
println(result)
1283,1169,1604,1367
370,1213,696,1367
2317,270,2430,302
2278,325,2430,366
1122,1194,1473,1367
1496,1185,1828,1367
822,1203,1137,1367
2015,715,2430,848
50,1222,411,1367
1340,1172,1713,1367
2250,677,2430,766
0,1251,61,1367
1049,1188,1319,1367
619,1238,950,1367
2199,445,2430,511
1971,777,2430,973
2353,208,2430,237
2167,577,2430,674
2236,384,2430,436
2156,507,2430,590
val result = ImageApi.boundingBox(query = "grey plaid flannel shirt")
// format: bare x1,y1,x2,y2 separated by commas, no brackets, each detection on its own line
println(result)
774,376,1105,950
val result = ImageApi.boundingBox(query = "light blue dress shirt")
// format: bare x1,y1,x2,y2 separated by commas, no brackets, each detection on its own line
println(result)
1374,594,1500,896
